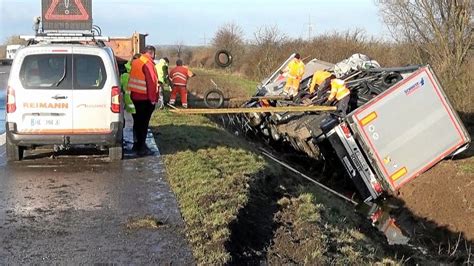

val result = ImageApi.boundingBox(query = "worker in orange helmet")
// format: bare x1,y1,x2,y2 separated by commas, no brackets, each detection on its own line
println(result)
281,53,305,97
169,59,196,108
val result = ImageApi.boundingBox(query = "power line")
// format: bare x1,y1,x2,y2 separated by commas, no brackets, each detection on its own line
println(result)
306,14,313,40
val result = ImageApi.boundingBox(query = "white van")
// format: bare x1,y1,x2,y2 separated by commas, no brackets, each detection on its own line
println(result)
5,42,124,161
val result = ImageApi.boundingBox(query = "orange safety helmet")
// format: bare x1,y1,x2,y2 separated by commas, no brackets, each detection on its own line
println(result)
313,70,333,86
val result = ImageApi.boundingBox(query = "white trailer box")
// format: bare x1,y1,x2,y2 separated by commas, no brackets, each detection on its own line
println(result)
346,66,470,192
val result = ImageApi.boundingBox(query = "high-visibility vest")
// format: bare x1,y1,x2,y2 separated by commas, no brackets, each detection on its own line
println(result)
286,59,305,80
309,70,333,94
128,55,150,94
155,59,169,84
329,79,350,101
119,61,136,114
170,66,193,87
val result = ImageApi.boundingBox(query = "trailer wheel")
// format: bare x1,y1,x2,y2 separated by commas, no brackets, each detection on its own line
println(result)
204,89,225,108
214,49,233,68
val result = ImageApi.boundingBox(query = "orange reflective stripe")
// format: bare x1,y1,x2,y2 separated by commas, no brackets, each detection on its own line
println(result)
172,72,187,80
170,66,191,87
19,129,112,134
129,77,146,85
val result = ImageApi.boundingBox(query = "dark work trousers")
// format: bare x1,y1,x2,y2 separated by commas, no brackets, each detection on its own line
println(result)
337,96,350,116
131,100,155,150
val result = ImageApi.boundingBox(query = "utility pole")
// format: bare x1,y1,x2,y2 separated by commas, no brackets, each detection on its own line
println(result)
306,15,313,41
201,33,207,46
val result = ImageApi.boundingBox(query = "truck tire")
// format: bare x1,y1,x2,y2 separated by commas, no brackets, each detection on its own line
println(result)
204,88,225,108
6,137,24,162
214,49,233,68
109,144,123,161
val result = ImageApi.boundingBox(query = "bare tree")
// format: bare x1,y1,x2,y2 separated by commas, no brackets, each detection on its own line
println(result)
211,22,244,52
3,35,28,46
377,0,473,77
176,40,185,59
251,25,288,79
0,35,28,59
253,25,287,47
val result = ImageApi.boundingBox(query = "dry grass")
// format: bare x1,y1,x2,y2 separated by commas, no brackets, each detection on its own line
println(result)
126,215,162,230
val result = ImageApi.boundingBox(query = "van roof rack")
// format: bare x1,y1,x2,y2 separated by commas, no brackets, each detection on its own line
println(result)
21,32,109,44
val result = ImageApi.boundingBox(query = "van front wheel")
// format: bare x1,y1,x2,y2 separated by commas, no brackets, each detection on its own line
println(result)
109,144,123,161
6,137,24,162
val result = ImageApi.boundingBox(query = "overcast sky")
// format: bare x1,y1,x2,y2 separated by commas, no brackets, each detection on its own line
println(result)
0,0,387,45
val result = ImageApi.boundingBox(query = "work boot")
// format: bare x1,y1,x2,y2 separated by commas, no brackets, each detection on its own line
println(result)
182,103,188,108
132,143,140,152
137,146,154,156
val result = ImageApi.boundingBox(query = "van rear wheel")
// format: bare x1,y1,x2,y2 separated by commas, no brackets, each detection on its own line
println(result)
6,137,24,162
109,144,123,161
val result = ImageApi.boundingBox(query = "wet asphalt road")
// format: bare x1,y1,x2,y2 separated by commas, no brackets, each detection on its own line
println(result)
0,65,194,264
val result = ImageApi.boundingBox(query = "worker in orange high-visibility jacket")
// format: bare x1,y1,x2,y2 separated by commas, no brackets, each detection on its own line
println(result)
169,59,196,108
128,46,159,156
328,78,351,116
281,53,305,97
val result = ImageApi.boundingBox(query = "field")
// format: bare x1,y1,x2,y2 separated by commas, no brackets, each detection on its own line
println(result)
150,68,473,264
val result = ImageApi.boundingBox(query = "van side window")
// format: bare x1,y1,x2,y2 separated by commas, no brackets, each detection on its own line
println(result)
74,55,107,90
19,54,71,89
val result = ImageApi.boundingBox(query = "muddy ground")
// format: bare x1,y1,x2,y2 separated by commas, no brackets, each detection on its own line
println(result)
398,136,474,241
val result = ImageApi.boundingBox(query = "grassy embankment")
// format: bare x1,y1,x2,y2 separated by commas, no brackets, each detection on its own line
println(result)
150,68,400,264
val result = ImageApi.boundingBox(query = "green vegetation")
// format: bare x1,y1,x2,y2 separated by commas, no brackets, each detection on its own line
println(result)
151,110,266,264
149,68,404,264
150,109,401,264
189,68,258,98
459,158,474,174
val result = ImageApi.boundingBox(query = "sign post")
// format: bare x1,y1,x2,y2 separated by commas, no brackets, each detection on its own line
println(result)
41,0,92,32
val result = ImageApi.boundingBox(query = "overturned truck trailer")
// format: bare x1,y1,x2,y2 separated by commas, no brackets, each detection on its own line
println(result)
244,56,471,202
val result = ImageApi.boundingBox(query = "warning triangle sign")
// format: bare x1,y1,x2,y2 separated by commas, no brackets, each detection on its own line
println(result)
45,0,90,21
